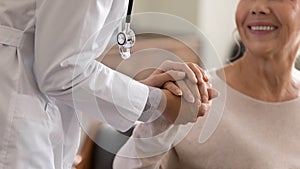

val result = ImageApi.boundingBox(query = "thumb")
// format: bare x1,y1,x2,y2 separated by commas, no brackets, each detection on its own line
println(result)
165,70,186,81
143,71,185,88
208,88,219,100
152,70,186,87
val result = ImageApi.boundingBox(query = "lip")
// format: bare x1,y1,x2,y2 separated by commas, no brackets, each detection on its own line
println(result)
246,22,279,34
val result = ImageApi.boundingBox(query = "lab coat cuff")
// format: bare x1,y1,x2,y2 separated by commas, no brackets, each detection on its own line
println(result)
113,79,150,131
138,86,163,122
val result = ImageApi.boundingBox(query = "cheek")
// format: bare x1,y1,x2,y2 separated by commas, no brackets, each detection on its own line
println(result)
284,12,300,34
235,9,243,28
235,9,246,36
235,3,248,28
294,13,300,31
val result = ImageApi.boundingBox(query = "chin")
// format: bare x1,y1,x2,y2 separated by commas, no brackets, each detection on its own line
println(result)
248,43,274,54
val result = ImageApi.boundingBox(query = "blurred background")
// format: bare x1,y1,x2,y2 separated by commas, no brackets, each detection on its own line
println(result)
75,1,300,168
133,0,239,63
76,1,240,169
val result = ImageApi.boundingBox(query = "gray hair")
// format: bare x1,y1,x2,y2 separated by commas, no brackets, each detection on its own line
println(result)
296,54,300,70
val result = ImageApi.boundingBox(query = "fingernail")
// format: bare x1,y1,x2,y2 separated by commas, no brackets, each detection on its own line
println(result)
212,90,220,98
202,104,208,112
195,99,201,106
193,76,198,83
202,95,208,103
204,71,209,79
204,74,209,82
177,90,183,96
187,95,195,103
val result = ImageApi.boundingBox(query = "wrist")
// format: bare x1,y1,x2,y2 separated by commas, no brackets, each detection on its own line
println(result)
161,89,180,123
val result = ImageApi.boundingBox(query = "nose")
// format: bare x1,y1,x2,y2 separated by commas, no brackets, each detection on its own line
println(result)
251,1,271,15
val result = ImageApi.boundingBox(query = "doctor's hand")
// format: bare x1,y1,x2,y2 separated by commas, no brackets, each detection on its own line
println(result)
139,60,211,104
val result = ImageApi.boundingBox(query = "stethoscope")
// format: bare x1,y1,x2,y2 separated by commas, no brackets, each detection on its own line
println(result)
117,0,135,59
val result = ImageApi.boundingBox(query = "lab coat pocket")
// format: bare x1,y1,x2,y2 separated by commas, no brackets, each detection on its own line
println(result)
44,101,64,146
13,94,47,122
7,94,58,169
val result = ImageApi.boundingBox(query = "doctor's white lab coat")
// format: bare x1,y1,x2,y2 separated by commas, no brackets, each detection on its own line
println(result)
0,0,149,168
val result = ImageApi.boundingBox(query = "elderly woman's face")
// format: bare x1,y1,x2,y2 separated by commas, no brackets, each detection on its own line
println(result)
235,0,300,56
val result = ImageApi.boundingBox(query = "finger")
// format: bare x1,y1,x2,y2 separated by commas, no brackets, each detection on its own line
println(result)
192,63,209,83
198,80,209,103
143,70,184,88
208,88,220,100
184,78,201,105
163,81,182,96
165,70,186,81
198,103,211,116
206,82,212,88
187,63,204,84
156,70,186,85
154,70,186,87
176,80,196,103
185,63,209,103
160,60,197,83
151,67,164,75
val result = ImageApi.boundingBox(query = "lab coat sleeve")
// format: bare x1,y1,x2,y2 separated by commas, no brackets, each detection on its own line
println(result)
113,117,182,169
34,0,149,131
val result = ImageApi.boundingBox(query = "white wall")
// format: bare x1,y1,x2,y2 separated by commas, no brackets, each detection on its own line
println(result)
133,0,199,26
133,0,240,63
197,0,239,63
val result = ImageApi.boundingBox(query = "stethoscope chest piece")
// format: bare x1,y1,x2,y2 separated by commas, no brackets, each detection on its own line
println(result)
117,25,136,59
117,0,135,60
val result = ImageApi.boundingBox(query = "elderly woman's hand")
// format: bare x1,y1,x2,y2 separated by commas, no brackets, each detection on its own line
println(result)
161,63,219,124
139,60,219,124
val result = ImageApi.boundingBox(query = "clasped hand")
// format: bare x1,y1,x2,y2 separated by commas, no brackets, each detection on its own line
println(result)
140,60,219,124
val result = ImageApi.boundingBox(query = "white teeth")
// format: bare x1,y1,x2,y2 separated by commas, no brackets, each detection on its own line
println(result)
250,26,276,31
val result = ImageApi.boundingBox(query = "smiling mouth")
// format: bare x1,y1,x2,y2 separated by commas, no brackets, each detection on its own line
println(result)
248,25,278,31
